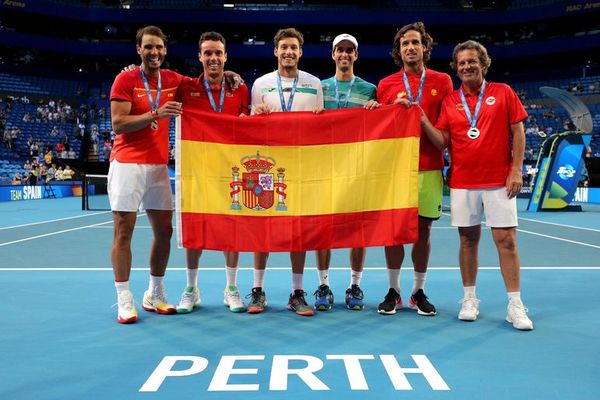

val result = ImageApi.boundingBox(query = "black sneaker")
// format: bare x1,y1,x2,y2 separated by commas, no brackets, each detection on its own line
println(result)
246,287,267,314
377,288,402,315
409,289,437,316
287,289,314,316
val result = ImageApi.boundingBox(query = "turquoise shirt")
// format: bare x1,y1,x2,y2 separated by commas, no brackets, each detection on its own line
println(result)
321,76,377,110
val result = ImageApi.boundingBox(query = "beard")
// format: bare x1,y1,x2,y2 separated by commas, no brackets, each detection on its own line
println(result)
144,56,162,70
338,64,350,73
403,58,421,68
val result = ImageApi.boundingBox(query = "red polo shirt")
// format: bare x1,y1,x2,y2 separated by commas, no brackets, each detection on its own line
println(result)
377,68,453,171
436,81,527,188
176,73,250,116
110,67,183,164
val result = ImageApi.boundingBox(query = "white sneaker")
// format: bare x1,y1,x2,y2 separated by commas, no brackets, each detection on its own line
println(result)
224,286,246,313
176,286,201,314
458,296,480,321
117,290,138,324
143,285,176,314
506,299,534,330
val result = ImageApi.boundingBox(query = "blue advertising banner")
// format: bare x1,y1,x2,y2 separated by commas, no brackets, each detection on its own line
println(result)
540,141,584,209
527,133,591,211
573,187,600,204
540,135,591,209
0,182,83,202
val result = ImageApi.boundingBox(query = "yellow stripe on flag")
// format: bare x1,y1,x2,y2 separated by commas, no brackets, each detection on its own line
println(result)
179,137,419,216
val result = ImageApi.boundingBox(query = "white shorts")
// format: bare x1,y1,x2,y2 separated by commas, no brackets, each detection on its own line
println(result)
107,160,172,212
450,187,518,228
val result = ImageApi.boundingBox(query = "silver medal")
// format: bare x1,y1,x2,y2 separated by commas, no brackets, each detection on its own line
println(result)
467,127,480,139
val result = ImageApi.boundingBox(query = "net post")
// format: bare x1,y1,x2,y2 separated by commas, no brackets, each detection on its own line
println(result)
82,174,87,210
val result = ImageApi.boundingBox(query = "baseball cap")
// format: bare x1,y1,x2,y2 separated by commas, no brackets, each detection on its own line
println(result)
332,33,358,50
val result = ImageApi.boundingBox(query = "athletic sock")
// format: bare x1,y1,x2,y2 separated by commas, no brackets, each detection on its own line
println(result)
412,272,427,294
292,272,303,291
507,291,521,303
225,266,238,287
253,269,265,289
149,274,164,291
186,268,198,288
387,268,401,293
115,280,129,296
464,286,476,299
318,269,330,286
350,270,363,287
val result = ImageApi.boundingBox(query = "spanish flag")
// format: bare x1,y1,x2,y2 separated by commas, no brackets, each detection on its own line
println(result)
176,105,420,252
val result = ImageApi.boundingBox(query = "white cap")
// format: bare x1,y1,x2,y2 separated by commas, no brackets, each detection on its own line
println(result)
332,33,358,50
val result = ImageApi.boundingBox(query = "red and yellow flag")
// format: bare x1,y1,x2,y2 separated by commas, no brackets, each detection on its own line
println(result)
176,105,421,252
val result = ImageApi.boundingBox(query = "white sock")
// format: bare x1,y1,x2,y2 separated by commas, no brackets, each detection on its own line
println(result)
253,269,265,289
186,268,198,288
412,272,427,294
318,269,329,286
507,291,521,303
226,266,238,287
292,273,303,291
464,286,476,299
115,281,129,296
149,274,164,291
387,268,401,293
350,270,362,287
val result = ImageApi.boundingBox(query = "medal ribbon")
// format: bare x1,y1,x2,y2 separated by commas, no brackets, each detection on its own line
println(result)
277,72,299,112
140,66,161,113
202,76,226,113
459,80,487,129
402,68,426,104
333,76,355,109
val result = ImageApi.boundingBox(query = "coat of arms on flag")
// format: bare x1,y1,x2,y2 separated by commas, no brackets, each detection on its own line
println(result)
229,152,287,211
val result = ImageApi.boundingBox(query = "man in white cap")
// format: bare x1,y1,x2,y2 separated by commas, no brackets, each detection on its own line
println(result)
314,33,378,312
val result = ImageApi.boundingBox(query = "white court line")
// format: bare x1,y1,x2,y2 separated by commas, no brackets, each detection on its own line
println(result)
2,266,599,271
452,225,600,249
0,220,114,247
0,211,112,230
444,207,600,233
517,228,600,249
518,216,600,233
443,210,599,249
3,210,596,256
0,212,148,247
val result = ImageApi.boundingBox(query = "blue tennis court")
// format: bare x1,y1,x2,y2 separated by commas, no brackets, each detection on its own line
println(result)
1,196,599,399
